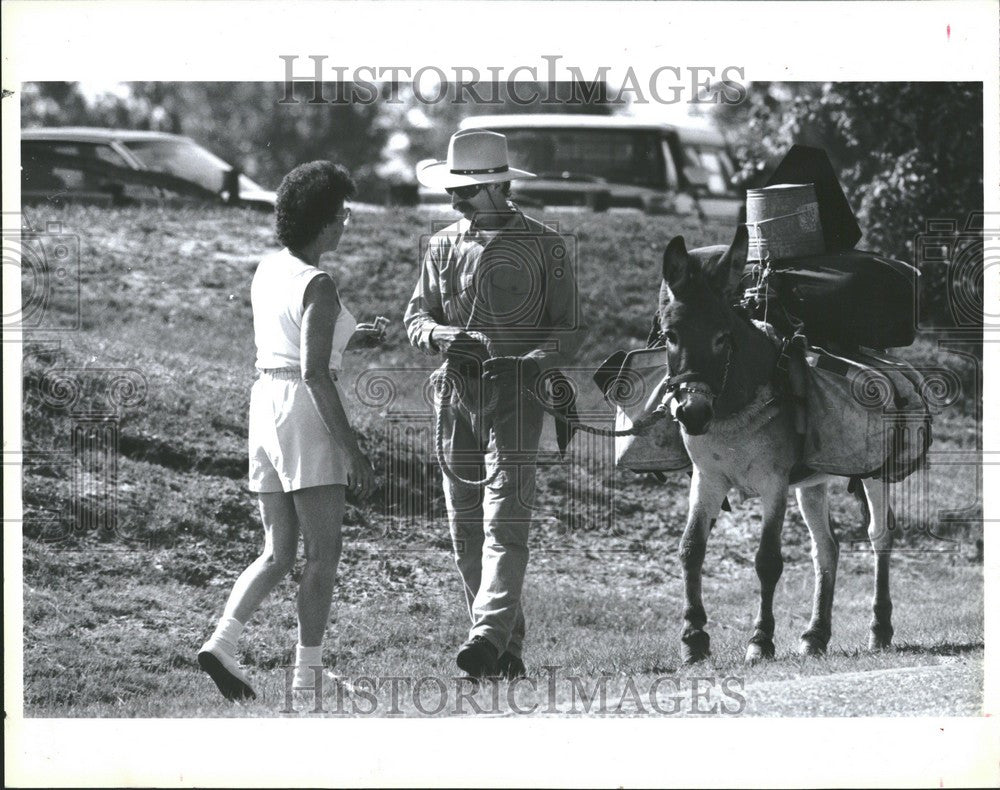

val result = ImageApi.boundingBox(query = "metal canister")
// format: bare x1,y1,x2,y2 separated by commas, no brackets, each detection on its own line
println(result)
746,183,825,262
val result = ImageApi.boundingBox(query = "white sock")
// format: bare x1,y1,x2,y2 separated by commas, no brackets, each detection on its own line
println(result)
293,644,324,688
208,616,244,654
295,644,322,671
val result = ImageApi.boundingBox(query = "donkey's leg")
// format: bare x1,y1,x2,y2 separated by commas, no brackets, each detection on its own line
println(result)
795,482,838,656
745,485,788,663
862,478,895,650
679,470,729,665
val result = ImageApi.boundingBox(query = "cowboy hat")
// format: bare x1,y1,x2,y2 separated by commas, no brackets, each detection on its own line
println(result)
416,128,535,189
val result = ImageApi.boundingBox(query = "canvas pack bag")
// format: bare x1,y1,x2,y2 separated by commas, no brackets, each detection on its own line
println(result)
801,347,931,481
594,346,691,474
849,349,933,482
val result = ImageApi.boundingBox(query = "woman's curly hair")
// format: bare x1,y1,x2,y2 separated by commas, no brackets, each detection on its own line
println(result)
275,161,356,250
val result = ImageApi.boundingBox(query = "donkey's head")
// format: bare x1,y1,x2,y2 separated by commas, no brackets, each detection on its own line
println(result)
658,225,749,435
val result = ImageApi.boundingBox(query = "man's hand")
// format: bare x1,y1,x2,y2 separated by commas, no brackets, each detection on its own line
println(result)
482,355,542,392
433,327,491,363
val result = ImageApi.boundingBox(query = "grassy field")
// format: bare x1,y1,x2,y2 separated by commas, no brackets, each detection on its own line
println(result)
17,203,984,717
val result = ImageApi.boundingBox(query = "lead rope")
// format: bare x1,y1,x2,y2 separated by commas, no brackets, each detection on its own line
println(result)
434,330,502,487
435,337,668,490
519,379,671,436
435,333,672,487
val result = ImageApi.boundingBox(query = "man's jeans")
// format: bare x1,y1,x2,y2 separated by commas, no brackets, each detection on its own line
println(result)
438,384,544,659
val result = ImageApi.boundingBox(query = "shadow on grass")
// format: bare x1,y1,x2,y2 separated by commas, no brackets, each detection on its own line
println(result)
892,640,984,656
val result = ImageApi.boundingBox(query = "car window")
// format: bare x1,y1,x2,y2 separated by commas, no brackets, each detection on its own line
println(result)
680,144,734,196
122,139,266,195
29,142,126,165
22,142,104,194
661,138,679,189
46,143,81,157
681,145,701,172
697,150,729,195
22,141,159,203
123,139,227,193
503,129,668,188
86,143,130,167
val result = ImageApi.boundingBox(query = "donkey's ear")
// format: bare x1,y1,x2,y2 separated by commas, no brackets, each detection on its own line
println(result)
662,235,694,297
709,224,749,299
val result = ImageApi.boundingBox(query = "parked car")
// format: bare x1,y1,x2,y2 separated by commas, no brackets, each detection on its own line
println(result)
419,114,742,220
21,128,276,210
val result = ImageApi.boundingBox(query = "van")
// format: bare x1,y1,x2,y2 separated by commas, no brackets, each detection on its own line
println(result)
420,114,742,220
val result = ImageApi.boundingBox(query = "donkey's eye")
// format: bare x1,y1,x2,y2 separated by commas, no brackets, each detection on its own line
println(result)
712,331,731,351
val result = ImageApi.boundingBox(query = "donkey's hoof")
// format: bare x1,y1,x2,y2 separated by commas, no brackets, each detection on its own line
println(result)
681,631,711,664
745,639,775,664
798,637,827,657
868,632,894,651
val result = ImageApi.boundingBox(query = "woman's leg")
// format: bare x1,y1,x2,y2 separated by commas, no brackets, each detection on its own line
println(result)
200,492,299,700
221,492,300,623
291,484,346,647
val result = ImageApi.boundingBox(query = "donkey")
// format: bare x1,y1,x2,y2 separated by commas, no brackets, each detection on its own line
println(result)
657,226,895,664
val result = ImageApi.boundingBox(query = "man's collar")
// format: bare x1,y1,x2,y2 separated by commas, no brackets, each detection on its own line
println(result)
465,208,527,237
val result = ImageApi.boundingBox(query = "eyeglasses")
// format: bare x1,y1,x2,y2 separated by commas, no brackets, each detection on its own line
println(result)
334,207,352,226
446,183,487,200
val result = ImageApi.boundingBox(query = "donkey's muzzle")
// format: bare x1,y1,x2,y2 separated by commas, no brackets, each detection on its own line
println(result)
673,391,714,435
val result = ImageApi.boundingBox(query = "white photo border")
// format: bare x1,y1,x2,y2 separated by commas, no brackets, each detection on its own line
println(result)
3,1,998,786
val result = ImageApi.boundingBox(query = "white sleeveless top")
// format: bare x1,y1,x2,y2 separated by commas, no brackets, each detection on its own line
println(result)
251,248,357,371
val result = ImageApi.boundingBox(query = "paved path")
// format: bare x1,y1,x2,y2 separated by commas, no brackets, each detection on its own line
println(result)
736,659,983,717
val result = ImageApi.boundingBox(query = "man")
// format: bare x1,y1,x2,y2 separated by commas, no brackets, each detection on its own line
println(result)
404,128,584,679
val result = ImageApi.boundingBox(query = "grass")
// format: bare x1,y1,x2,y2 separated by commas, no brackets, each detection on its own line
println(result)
17,203,985,717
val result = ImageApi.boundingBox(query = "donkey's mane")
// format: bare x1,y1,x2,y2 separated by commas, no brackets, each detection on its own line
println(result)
712,297,781,420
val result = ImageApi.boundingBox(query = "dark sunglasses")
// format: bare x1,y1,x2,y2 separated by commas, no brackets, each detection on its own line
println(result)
446,183,487,200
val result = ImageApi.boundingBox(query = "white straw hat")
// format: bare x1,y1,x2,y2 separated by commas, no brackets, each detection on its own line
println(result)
416,128,535,189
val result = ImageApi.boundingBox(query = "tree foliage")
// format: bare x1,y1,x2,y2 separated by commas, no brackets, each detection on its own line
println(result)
711,82,984,327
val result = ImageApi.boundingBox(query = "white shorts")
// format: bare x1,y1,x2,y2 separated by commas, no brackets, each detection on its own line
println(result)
248,370,349,493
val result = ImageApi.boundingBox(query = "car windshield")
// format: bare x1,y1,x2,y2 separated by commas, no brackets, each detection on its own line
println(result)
680,144,737,196
122,139,265,194
502,129,668,188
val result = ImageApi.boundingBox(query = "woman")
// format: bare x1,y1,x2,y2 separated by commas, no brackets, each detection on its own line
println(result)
198,161,382,701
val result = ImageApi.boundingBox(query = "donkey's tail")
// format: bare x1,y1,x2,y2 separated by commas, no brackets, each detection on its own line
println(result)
847,475,870,527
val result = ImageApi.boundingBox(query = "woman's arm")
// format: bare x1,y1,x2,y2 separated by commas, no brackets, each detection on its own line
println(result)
301,273,374,497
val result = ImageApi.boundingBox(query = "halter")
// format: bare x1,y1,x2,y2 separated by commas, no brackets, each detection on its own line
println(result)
663,334,735,406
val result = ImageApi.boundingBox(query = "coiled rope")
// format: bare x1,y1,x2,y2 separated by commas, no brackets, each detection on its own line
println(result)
433,331,669,487
433,331,502,487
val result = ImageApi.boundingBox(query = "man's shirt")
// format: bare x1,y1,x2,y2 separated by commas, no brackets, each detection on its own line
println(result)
404,210,584,372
